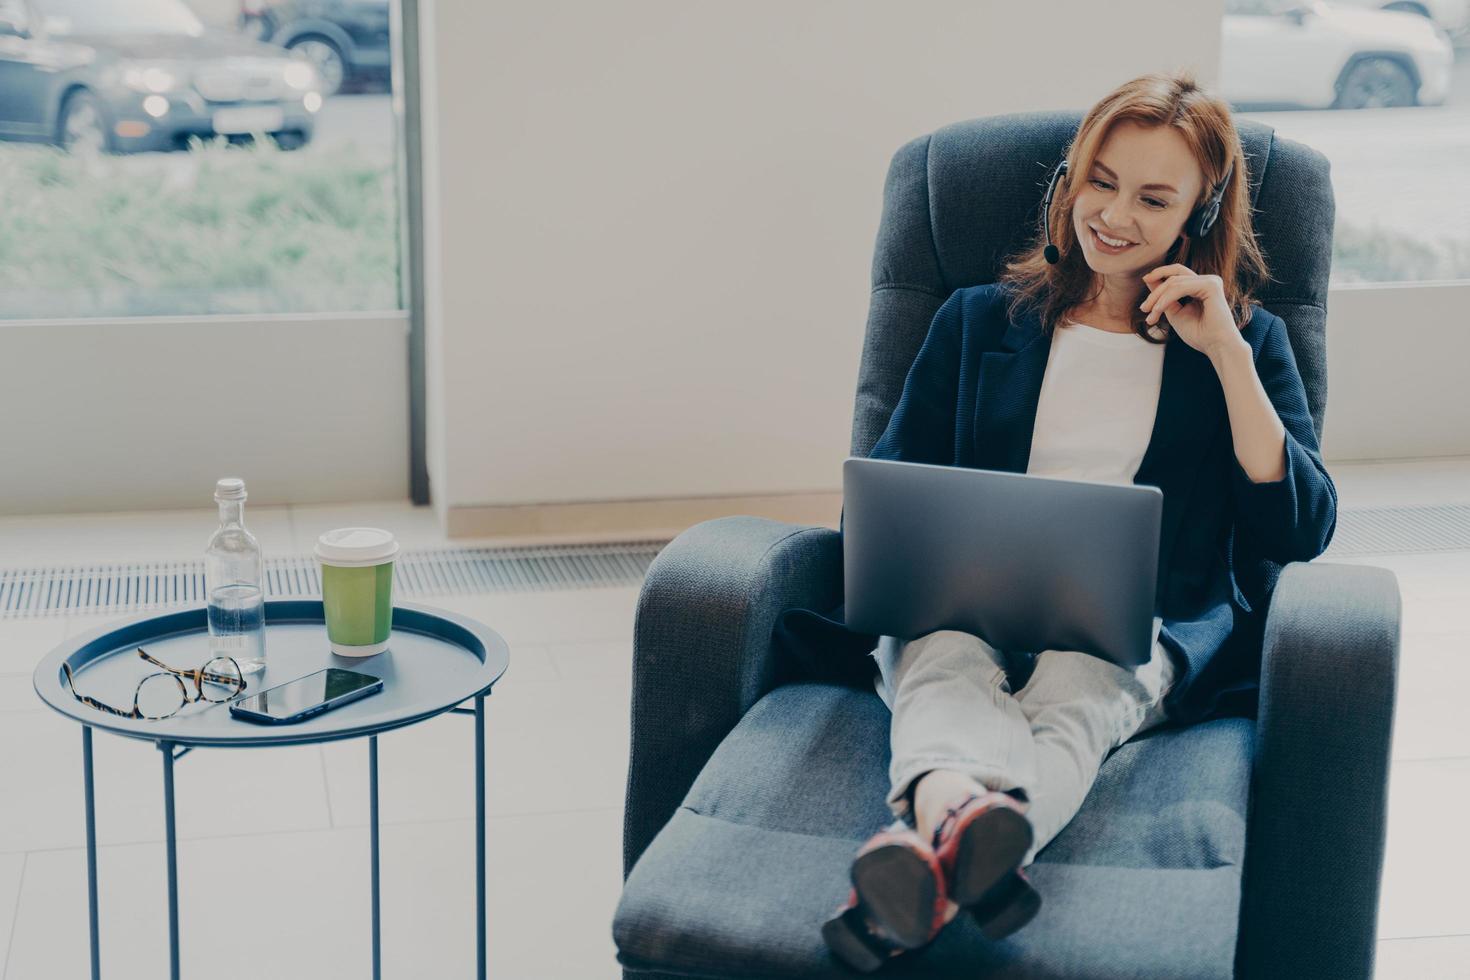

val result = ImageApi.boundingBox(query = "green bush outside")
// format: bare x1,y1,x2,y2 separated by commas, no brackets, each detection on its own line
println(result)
0,136,400,318
1330,220,1470,284
0,136,1466,318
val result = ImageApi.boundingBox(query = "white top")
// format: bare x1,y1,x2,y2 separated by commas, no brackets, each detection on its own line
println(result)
1025,321,1167,486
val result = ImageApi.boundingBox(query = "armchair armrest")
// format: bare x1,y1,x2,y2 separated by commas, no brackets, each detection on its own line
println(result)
621,516,843,877
1237,560,1401,980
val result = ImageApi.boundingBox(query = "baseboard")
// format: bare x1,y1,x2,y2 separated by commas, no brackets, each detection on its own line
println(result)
444,492,843,544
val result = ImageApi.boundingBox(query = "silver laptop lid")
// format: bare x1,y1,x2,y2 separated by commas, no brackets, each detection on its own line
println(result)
842,457,1163,667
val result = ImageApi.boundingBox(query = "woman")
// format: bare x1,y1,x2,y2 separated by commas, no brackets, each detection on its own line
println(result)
818,70,1337,972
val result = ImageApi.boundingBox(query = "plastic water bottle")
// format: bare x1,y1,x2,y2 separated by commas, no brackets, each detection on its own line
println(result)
205,478,267,674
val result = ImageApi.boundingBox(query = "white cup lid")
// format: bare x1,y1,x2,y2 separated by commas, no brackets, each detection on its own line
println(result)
315,527,400,566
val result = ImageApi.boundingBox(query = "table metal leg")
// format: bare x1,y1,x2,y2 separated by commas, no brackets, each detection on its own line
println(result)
475,694,486,980
161,742,180,980
370,735,381,980
82,726,100,980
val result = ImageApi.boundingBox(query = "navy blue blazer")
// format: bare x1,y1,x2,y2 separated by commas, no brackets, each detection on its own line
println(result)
773,282,1338,727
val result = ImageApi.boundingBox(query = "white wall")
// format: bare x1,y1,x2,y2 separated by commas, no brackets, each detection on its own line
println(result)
0,314,409,515
419,1,1230,523
1321,282,1470,461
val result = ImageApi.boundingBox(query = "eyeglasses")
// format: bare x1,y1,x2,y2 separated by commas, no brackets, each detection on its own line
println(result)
62,648,247,721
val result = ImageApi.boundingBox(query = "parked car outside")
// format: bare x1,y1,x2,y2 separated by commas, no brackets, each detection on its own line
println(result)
239,0,388,97
0,0,322,153
1221,0,1456,108
1326,0,1470,40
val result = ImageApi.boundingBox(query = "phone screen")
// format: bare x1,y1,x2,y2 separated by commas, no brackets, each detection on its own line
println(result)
233,668,380,720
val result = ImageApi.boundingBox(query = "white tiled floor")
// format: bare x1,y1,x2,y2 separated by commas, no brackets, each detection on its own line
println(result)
0,462,1467,979
0,502,637,980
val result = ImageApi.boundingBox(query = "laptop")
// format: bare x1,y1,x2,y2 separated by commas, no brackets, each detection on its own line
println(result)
842,457,1163,668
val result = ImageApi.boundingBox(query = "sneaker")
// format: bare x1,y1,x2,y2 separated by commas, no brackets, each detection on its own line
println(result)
821,888,909,973
849,822,955,949
929,789,1034,908
968,867,1042,940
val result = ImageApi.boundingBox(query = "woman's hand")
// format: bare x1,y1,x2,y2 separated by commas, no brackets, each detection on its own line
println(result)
1139,264,1247,360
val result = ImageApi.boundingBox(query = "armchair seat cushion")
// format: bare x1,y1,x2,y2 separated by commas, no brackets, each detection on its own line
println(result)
615,683,1253,979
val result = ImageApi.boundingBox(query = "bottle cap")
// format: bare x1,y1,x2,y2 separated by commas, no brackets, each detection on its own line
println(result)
315,527,400,567
214,478,247,502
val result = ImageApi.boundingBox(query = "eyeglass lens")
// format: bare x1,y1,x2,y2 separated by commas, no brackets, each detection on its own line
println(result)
135,673,188,719
199,657,245,702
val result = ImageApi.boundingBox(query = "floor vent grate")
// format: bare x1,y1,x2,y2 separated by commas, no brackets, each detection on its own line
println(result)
0,540,669,619
1,504,1465,620
1324,504,1470,557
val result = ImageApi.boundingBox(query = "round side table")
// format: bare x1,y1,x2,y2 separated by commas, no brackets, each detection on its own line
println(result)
32,599,510,980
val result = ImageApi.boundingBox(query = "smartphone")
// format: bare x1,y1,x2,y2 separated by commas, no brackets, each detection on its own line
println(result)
229,668,383,725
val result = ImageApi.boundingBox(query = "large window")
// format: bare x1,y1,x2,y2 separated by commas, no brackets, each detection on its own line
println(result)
0,0,402,318
1219,0,1470,285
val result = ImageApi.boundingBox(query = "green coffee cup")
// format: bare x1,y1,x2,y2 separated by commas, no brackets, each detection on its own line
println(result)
315,527,400,657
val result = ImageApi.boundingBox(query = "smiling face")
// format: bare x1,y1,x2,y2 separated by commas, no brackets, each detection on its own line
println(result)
1070,120,1206,277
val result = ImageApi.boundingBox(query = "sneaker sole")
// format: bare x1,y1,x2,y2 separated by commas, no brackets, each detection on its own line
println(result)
821,905,887,973
850,843,939,949
950,807,1033,907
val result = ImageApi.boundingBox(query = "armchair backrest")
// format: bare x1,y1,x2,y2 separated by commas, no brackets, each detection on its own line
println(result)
850,110,1334,460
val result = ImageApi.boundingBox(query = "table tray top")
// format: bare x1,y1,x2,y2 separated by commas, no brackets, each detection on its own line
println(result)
32,599,509,747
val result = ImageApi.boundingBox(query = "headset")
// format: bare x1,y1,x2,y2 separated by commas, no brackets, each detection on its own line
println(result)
1042,154,1235,265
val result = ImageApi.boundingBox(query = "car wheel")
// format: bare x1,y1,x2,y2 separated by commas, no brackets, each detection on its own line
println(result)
272,131,308,151
287,36,346,97
1334,57,1417,109
58,91,112,154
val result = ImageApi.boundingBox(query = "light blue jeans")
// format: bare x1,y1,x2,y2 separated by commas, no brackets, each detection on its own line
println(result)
872,616,1178,868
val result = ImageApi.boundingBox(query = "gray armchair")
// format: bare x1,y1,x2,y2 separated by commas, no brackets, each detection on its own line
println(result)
613,111,1401,979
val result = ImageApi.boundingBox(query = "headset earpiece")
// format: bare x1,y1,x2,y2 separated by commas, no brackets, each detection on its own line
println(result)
1185,199,1217,239
1184,159,1234,240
